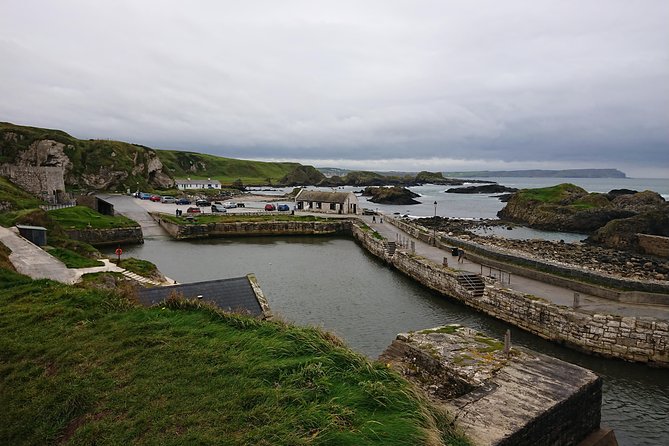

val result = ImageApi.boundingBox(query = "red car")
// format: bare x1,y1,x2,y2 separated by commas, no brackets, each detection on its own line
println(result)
264,203,276,211
186,207,201,214
149,195,161,202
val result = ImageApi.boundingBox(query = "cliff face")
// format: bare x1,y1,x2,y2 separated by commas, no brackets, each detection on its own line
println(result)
497,184,666,237
1,123,174,192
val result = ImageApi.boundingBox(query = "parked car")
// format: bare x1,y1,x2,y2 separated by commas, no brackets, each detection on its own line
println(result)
139,192,152,200
362,208,376,215
264,203,276,211
277,204,290,212
149,195,162,202
211,204,227,213
186,207,201,214
196,199,211,207
161,196,176,203
222,202,237,209
236,202,245,208
176,197,191,205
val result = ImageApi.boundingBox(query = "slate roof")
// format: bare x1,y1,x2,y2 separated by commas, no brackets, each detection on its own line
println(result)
295,190,354,204
136,276,264,317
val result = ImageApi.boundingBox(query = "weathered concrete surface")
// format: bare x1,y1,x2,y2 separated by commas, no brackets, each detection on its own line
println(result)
380,325,607,446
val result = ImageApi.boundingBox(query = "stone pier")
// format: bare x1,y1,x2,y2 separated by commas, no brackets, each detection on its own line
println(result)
379,325,617,446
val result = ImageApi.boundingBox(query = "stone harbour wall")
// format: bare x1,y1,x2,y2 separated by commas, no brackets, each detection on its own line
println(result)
386,216,669,298
156,216,352,240
354,220,669,366
65,227,143,246
638,234,669,258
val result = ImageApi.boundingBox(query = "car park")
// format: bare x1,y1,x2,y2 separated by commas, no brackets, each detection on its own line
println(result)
176,197,191,205
211,204,227,213
264,203,276,211
149,195,162,202
161,196,176,203
277,204,290,211
186,207,201,214
196,199,210,207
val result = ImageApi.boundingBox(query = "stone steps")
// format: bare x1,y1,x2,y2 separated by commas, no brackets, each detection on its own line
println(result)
457,273,485,298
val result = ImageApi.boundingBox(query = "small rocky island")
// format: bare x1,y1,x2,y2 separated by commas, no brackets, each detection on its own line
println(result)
362,186,421,205
445,184,518,194
497,184,669,249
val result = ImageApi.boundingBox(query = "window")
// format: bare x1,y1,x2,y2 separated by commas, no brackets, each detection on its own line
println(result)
330,203,336,210
317,202,322,209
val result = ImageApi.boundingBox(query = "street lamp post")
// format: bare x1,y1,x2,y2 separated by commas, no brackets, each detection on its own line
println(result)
433,201,438,246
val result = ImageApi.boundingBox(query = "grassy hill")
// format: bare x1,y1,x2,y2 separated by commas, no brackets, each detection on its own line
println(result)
1,122,326,190
0,267,467,446
157,149,305,186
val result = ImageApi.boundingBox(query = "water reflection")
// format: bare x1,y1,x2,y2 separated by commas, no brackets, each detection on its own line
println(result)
107,236,668,445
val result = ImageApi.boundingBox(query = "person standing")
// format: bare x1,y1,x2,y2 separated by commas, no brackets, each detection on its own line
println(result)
458,248,465,263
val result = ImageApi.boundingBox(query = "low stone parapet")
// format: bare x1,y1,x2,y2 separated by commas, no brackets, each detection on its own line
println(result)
380,325,609,445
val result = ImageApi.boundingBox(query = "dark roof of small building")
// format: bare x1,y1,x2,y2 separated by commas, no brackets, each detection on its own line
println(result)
295,190,354,204
16,225,47,231
136,276,263,317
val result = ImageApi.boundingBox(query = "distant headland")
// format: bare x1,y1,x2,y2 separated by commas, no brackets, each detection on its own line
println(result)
442,169,627,178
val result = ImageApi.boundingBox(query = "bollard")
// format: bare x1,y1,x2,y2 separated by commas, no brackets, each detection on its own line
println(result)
504,329,511,355
411,240,415,253
573,292,581,309
443,256,448,267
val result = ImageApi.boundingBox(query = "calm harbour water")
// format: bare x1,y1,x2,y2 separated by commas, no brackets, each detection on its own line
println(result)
108,234,669,446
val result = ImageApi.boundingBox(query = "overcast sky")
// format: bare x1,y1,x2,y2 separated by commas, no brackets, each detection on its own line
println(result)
1,1,668,177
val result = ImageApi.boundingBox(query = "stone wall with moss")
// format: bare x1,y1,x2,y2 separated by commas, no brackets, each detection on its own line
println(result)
156,217,352,239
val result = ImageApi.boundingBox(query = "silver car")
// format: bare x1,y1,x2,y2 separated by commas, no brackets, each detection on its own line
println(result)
211,203,227,213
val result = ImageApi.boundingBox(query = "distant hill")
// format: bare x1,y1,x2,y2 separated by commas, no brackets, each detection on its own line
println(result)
443,169,626,179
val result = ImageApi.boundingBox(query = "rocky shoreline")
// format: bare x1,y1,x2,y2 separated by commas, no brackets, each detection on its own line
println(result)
417,217,669,283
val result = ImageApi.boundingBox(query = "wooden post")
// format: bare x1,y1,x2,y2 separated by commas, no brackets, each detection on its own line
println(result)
504,329,511,356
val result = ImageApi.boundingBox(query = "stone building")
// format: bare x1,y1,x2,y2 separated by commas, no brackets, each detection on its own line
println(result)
294,189,360,215
0,164,67,204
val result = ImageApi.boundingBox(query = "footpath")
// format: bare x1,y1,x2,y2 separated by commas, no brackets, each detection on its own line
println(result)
364,214,669,321
0,225,164,286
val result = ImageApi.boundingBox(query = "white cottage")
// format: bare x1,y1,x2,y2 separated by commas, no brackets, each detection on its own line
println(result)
294,189,360,215
175,178,222,190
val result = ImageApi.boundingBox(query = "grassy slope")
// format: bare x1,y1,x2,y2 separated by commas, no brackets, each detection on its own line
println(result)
46,247,104,268
0,276,467,446
156,149,301,185
48,206,139,230
0,176,44,212
514,183,609,209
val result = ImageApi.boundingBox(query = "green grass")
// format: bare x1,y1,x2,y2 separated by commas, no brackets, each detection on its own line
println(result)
0,177,43,215
48,206,138,230
419,326,459,335
160,213,330,225
110,257,158,279
47,247,104,268
515,183,587,203
157,149,303,186
0,275,468,445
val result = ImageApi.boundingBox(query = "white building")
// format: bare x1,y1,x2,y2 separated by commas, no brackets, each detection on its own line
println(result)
175,178,222,190
294,189,360,215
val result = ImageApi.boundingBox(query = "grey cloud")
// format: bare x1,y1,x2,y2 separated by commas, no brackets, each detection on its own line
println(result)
1,0,667,177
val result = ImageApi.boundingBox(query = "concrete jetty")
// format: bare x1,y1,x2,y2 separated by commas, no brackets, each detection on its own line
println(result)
380,325,618,446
